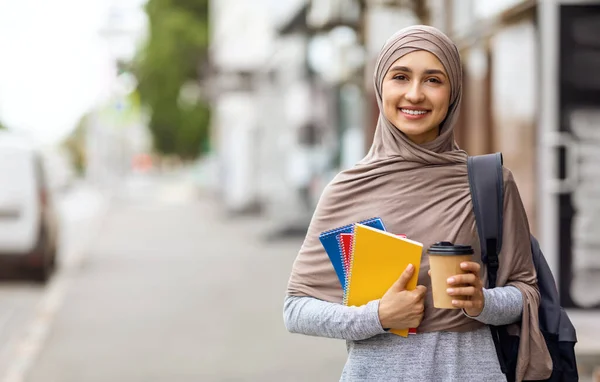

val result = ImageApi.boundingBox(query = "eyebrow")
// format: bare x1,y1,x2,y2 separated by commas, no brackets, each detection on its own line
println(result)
389,66,447,77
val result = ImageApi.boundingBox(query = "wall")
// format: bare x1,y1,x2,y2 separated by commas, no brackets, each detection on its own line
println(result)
490,20,538,234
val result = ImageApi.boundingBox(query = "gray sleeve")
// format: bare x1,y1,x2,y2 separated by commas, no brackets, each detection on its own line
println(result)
283,295,387,341
464,286,523,326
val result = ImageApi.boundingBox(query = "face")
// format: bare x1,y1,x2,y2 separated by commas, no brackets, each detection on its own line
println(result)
381,50,451,145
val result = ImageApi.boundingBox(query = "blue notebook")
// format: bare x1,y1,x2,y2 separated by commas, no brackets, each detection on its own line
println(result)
319,217,386,290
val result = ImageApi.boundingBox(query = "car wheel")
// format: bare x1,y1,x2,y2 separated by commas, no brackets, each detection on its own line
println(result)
29,226,54,283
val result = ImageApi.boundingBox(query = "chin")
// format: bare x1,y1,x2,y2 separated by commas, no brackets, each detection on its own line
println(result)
393,123,433,136
392,123,439,143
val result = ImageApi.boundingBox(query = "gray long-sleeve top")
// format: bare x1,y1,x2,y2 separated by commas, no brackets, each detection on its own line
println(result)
284,287,522,381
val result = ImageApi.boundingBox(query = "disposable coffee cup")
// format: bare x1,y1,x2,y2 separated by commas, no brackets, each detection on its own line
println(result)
428,241,474,309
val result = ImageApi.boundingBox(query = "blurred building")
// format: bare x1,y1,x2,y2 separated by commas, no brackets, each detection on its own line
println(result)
85,89,151,188
85,0,151,189
208,0,272,216
208,0,360,232
269,0,370,230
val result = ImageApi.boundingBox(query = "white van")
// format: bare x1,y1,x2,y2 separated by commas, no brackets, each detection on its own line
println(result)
0,132,58,282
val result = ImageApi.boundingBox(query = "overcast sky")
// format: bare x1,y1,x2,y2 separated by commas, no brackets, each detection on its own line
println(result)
0,0,145,146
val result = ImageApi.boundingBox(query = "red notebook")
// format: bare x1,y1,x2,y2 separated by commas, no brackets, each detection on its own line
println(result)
339,232,416,335
339,233,353,274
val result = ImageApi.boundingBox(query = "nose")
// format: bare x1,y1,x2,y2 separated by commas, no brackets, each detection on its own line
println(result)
405,82,425,103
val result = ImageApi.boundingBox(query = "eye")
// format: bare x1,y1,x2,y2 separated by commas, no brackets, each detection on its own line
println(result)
426,78,442,84
392,74,407,81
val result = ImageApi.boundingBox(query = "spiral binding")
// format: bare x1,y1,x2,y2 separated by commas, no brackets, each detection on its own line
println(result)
319,217,383,237
337,234,349,304
343,228,359,306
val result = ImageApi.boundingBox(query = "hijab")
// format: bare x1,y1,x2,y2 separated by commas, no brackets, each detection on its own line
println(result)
286,25,551,381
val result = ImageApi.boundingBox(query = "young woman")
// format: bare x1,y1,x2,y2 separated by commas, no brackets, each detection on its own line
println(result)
284,25,552,381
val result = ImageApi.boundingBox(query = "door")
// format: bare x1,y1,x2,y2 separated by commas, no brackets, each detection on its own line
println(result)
557,3,600,309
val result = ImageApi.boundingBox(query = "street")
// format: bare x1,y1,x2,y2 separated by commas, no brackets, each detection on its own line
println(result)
0,173,347,382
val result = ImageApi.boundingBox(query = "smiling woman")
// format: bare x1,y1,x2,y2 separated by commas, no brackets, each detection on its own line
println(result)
382,50,451,145
284,24,552,382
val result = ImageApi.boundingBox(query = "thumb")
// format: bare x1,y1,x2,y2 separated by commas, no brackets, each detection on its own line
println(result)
392,264,415,291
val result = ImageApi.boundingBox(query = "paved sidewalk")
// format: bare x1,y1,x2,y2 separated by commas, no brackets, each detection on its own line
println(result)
24,180,347,382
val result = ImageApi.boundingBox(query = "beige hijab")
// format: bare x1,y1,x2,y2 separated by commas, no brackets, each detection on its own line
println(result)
286,25,551,381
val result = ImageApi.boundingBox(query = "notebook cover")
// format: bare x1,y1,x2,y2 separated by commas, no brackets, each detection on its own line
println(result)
345,224,423,337
339,233,406,275
319,217,386,290
338,233,353,274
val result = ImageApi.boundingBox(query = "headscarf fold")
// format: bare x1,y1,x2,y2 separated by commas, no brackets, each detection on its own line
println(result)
286,25,551,381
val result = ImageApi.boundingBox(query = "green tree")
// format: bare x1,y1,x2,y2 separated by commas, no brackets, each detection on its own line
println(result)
133,0,210,159
62,113,89,175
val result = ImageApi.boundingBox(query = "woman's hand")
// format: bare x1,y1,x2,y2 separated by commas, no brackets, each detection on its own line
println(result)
378,264,427,330
446,261,485,316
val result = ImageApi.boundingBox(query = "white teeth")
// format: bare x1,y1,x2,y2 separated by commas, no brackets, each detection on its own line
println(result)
400,109,427,115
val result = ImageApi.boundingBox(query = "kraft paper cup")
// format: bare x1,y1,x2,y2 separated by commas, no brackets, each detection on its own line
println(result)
428,241,474,309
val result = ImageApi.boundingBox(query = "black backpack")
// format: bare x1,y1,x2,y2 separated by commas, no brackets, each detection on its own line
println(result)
467,153,578,382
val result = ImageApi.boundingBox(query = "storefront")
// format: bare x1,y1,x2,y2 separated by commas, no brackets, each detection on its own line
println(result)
552,1,600,309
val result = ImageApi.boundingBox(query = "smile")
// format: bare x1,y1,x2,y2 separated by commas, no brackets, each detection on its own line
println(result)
400,108,428,115
399,108,430,119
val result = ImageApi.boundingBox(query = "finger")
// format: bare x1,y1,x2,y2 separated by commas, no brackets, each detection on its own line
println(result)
459,261,481,273
427,269,431,277
413,285,427,298
451,299,483,309
393,264,415,291
447,273,479,286
446,286,476,297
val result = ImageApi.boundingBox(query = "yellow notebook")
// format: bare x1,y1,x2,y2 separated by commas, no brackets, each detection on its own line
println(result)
344,223,423,337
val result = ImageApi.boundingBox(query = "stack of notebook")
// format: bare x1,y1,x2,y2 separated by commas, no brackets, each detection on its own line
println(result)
319,218,423,337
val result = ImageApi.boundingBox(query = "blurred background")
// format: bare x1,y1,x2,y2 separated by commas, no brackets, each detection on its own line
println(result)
0,0,599,381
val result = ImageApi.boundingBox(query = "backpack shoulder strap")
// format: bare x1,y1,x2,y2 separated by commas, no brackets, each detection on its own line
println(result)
467,153,504,288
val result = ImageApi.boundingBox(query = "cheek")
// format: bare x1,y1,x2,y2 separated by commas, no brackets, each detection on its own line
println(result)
381,84,391,104
433,90,451,116
382,84,400,108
